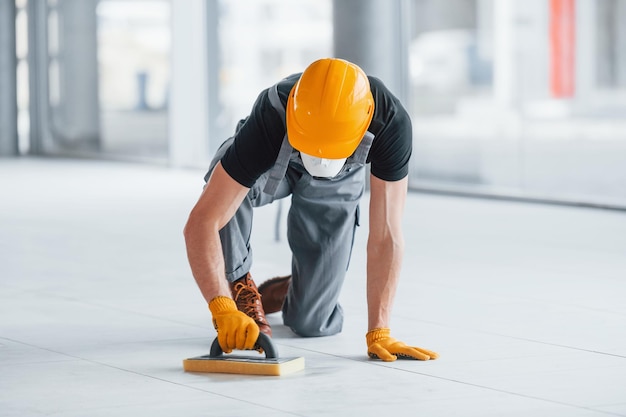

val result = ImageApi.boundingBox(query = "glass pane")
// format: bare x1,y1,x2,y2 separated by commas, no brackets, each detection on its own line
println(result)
409,0,492,115
407,0,626,208
408,0,496,188
33,0,171,160
96,0,171,160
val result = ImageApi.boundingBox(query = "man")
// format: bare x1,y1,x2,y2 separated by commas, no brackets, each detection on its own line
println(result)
184,58,438,362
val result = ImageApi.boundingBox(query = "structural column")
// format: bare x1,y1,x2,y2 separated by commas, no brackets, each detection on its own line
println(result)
55,0,100,148
169,0,212,168
0,0,18,156
333,0,410,106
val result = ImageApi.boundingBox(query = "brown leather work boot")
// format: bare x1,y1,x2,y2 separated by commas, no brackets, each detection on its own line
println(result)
229,273,272,337
258,275,291,314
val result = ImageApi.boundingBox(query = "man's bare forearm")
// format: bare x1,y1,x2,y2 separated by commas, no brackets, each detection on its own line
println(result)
366,234,404,330
183,162,251,305
366,175,408,331
184,217,231,304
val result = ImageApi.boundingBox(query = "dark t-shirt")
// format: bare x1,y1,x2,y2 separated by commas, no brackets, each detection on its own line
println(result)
221,74,412,188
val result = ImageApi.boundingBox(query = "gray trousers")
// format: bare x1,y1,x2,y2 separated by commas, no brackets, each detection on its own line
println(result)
206,138,366,337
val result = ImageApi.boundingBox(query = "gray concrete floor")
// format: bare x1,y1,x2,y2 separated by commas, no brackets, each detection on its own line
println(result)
1,157,625,416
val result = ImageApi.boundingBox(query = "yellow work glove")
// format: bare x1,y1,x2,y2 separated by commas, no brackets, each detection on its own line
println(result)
208,296,259,353
366,328,439,362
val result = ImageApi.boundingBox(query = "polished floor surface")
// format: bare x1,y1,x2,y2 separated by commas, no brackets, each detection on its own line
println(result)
1,158,625,417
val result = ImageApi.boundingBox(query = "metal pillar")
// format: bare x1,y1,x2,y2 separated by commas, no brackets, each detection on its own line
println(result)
27,0,100,154
54,0,100,148
0,0,18,156
27,0,46,155
333,0,410,106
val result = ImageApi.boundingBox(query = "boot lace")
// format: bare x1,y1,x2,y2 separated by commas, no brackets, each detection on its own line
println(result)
232,282,264,321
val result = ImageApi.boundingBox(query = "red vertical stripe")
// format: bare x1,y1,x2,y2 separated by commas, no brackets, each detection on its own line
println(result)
550,0,576,97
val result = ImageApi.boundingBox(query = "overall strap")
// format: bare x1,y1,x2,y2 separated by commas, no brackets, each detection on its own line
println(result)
263,84,293,196
350,131,375,165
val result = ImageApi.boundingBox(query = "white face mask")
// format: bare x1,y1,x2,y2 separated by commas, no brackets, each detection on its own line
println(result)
300,152,347,178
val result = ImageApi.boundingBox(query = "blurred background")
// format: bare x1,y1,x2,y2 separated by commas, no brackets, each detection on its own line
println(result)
1,0,625,209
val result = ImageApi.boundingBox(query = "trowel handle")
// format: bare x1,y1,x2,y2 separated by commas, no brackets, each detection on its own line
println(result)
209,332,278,359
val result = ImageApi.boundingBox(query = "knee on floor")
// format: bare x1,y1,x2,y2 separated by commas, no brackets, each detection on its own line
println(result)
286,316,343,338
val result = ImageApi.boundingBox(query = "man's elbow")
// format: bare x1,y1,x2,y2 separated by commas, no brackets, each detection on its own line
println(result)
183,211,200,243
367,232,405,254
184,209,221,246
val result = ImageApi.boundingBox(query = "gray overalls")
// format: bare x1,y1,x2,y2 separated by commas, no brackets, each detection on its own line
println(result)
206,82,375,337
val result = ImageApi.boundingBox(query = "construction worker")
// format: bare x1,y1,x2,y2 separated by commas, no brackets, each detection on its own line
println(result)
184,58,438,362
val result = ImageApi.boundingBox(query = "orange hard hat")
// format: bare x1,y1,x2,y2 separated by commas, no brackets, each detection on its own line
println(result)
286,58,375,159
